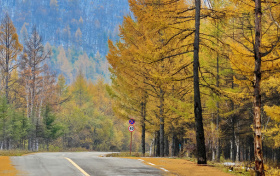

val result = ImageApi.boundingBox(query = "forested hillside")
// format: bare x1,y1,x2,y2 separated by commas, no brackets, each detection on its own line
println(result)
0,0,130,82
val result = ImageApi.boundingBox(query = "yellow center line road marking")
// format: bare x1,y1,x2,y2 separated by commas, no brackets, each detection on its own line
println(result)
64,157,90,176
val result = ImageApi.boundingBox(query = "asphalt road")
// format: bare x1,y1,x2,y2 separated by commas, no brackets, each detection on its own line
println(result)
11,152,164,176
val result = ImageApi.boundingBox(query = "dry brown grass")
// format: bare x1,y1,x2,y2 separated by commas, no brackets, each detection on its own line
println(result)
124,157,234,176
0,156,18,176
0,150,34,156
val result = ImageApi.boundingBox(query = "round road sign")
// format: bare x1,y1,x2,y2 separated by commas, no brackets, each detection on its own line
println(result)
128,125,135,132
129,118,135,125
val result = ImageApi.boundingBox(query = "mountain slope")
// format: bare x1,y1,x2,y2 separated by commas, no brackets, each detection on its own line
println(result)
0,0,130,83
0,0,129,56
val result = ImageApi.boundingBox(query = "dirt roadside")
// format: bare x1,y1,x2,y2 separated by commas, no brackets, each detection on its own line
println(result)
125,157,234,176
0,156,17,176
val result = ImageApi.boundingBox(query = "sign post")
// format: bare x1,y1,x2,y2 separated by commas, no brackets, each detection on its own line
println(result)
130,130,132,155
128,119,135,155
128,125,135,155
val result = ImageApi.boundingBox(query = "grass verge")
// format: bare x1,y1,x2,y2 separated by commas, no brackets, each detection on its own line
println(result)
0,150,35,156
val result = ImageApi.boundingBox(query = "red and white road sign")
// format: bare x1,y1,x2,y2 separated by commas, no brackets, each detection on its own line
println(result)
128,125,135,132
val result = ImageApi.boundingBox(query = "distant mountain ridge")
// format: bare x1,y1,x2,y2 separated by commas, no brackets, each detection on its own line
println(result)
0,0,129,56
0,0,130,83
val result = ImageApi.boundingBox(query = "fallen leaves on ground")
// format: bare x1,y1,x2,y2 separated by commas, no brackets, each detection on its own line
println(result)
124,157,234,176
0,156,17,176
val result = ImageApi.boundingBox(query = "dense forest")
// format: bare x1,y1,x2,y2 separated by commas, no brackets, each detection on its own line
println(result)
1,0,280,175
107,0,280,175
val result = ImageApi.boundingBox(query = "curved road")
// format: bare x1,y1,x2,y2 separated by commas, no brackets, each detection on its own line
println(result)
11,152,164,176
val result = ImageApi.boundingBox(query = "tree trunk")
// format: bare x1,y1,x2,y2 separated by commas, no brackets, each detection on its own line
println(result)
247,137,250,161
244,142,247,161
28,137,31,151
193,0,207,164
141,97,146,156
5,66,9,103
211,114,215,161
35,138,39,151
5,20,10,104
149,139,154,156
172,133,179,157
216,113,220,162
164,137,169,156
276,148,280,163
154,133,156,156
32,137,36,151
175,136,180,157
235,119,239,162
47,139,49,151
7,138,10,150
159,88,164,157
254,0,264,175
2,118,6,150
230,17,237,162
216,51,220,162
235,134,240,162
212,146,215,161
172,133,175,157
156,131,160,157
230,139,233,161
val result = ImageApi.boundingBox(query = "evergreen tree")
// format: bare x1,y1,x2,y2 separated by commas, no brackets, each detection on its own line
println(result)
42,104,63,151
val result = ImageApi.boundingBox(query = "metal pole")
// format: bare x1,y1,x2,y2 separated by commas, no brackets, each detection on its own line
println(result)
130,132,132,155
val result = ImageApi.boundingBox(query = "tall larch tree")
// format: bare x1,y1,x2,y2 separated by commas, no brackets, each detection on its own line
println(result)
226,0,280,174
19,26,51,151
107,37,150,156
0,13,23,103
254,0,264,175
193,0,207,164
71,70,89,107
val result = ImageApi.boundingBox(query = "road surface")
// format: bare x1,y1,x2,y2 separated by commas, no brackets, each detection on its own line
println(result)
11,152,164,176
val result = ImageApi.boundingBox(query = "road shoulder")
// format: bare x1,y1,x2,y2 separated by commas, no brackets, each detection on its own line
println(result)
124,157,234,176
0,156,18,176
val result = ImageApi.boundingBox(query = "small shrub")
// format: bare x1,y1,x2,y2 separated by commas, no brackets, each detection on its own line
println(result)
265,166,280,176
